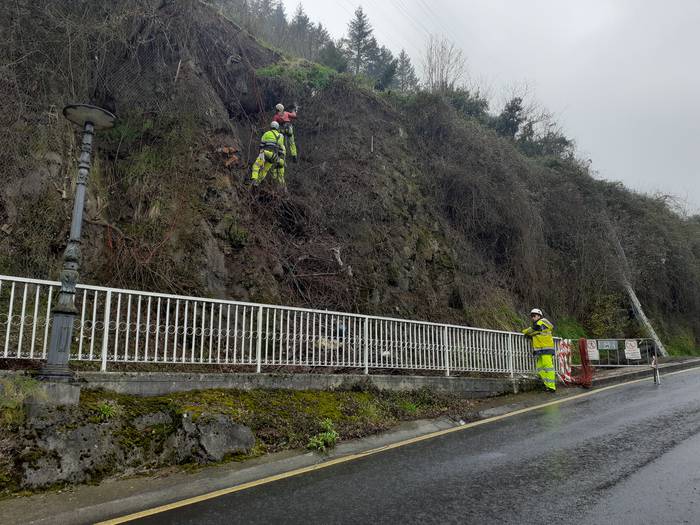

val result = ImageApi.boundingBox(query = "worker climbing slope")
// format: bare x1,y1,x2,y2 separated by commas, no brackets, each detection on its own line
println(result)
251,121,286,187
273,103,298,162
522,308,557,392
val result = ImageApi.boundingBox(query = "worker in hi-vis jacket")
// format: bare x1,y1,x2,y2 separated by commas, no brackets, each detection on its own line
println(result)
522,308,556,392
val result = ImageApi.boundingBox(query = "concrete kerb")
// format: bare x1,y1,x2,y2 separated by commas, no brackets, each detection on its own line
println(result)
74,371,539,397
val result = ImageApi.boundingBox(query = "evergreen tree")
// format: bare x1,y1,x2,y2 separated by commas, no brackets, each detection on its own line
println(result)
365,41,397,90
318,40,349,72
308,22,331,61
269,1,288,48
395,49,419,92
289,4,312,57
495,97,525,139
346,6,374,75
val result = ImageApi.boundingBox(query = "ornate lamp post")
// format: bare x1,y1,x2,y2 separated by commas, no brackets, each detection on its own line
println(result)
40,104,116,380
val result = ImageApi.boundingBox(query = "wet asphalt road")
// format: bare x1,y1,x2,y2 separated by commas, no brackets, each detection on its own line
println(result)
135,369,700,524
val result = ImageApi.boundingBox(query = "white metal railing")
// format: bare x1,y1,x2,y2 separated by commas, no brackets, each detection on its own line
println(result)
0,274,539,376
584,338,657,368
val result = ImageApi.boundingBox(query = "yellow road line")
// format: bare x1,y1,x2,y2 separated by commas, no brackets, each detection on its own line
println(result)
98,366,700,524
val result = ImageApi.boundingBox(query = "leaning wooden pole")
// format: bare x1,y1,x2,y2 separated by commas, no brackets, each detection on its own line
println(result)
605,218,668,357
623,281,668,357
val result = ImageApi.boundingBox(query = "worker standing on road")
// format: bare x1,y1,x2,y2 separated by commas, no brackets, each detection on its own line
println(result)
251,121,286,187
522,308,557,393
273,103,298,162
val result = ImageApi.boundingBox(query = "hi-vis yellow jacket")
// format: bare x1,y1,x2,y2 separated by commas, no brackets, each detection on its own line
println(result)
260,129,286,157
522,318,555,355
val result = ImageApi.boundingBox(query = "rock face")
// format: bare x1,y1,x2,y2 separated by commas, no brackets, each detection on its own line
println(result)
22,422,119,488
161,413,255,463
197,415,255,461
18,407,255,489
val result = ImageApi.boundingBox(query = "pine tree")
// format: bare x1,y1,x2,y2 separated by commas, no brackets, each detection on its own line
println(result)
365,41,398,90
346,6,374,75
395,49,419,92
318,40,349,72
269,1,288,48
289,4,312,57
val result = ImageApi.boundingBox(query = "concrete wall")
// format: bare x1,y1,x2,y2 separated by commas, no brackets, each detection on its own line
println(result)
76,371,538,397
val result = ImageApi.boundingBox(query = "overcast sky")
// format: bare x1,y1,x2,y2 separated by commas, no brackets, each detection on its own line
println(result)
281,0,700,213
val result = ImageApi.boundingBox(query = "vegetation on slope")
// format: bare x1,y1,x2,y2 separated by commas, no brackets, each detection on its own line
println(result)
0,0,697,352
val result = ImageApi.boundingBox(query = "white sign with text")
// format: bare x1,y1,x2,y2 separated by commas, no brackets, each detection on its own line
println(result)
625,339,642,360
586,339,600,360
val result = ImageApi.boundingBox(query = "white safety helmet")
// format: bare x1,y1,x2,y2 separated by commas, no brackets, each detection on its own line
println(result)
530,308,543,317
275,103,284,112
270,121,280,130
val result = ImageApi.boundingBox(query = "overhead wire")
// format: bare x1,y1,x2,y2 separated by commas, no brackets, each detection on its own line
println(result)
390,0,433,41
336,0,424,64
415,0,461,44
335,0,355,19
364,0,425,58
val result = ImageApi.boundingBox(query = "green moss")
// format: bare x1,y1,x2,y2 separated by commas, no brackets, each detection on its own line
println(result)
0,376,45,426
18,447,48,468
226,223,248,251
399,400,418,414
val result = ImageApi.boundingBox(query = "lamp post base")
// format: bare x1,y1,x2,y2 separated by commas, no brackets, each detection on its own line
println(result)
39,311,76,381
37,363,75,382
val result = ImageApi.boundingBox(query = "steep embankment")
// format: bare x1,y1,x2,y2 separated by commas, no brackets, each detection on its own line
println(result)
1,0,698,350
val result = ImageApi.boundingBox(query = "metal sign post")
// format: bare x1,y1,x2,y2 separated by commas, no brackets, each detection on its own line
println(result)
652,343,661,385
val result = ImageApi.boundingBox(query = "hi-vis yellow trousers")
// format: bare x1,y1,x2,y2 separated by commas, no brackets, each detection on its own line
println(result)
536,354,556,391
251,150,285,185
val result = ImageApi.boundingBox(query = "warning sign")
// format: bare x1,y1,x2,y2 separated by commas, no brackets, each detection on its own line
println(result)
586,339,600,360
625,339,642,360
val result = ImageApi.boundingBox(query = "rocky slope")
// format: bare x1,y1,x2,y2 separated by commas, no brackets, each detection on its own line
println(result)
1,0,698,350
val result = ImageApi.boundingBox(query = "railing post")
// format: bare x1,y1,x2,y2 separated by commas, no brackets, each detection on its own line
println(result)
508,334,515,378
364,317,369,375
508,333,517,394
100,290,112,372
444,326,450,377
256,306,263,373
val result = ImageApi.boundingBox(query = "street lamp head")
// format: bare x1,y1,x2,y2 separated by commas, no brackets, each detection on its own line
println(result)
63,104,116,130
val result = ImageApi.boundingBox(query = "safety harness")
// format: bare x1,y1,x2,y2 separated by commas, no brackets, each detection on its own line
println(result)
260,130,284,154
